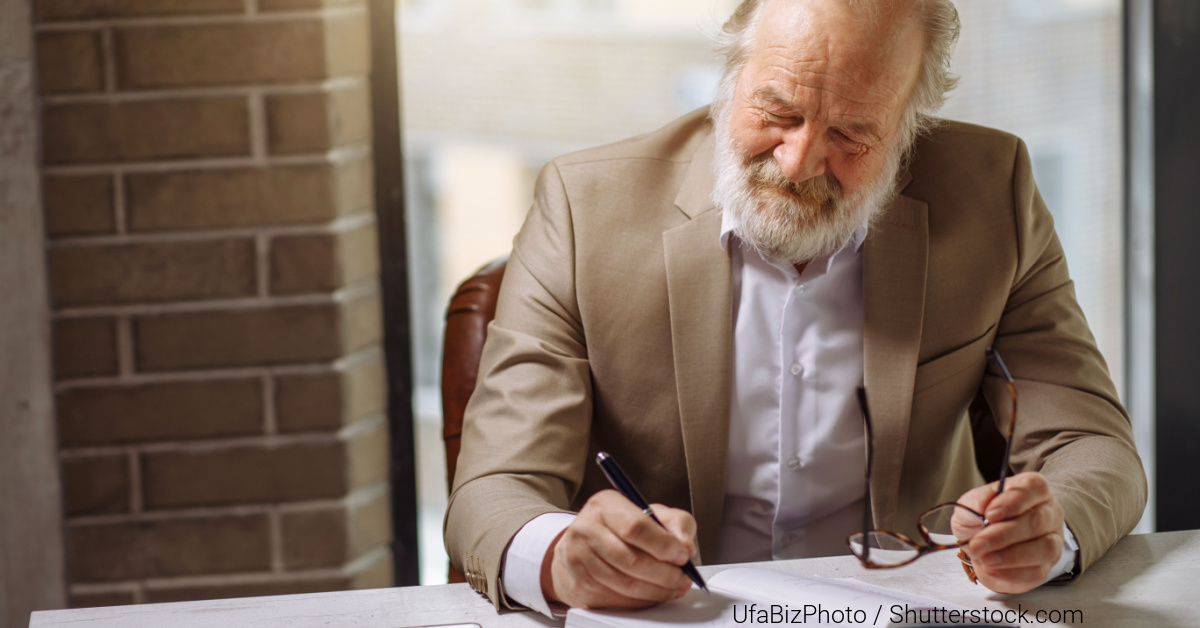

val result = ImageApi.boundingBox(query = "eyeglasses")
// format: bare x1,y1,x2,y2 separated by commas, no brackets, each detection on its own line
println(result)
846,348,1018,581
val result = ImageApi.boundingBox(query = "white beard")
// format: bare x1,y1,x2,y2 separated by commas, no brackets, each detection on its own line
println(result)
711,117,906,265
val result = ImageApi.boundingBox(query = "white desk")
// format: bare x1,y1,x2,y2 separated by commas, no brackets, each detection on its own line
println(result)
29,530,1199,628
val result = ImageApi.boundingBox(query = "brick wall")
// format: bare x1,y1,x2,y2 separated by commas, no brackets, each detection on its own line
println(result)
33,0,392,607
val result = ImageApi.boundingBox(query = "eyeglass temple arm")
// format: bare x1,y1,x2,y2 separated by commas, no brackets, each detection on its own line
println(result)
985,348,1017,493
857,386,873,564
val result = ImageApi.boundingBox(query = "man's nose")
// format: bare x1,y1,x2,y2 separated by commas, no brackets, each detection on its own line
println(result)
773,124,827,182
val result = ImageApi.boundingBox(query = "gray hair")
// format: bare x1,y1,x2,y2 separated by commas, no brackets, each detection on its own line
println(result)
711,0,960,151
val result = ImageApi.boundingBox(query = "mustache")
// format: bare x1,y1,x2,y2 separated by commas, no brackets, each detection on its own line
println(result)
744,156,842,206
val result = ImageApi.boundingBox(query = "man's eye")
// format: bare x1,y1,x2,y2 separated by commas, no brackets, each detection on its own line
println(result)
833,129,864,150
762,111,796,125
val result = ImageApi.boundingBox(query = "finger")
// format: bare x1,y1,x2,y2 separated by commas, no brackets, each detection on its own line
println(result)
956,482,999,515
984,472,1052,521
554,549,659,610
581,539,693,602
650,504,698,556
597,498,692,565
585,525,694,593
972,533,1063,570
553,527,689,609
977,564,1052,595
970,502,1063,556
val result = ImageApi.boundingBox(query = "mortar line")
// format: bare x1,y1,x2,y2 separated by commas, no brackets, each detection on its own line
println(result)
61,431,344,460
52,345,381,390
49,212,375,248
100,28,117,93
34,6,366,32
127,448,143,513
116,315,135,378
112,171,127,234
269,507,285,573
262,373,278,436
255,234,272,298
248,90,269,162
41,76,366,105
50,278,377,318
42,146,369,175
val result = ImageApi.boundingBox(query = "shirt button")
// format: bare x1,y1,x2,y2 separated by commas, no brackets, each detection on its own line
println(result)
789,363,802,376
788,457,801,470
794,284,805,295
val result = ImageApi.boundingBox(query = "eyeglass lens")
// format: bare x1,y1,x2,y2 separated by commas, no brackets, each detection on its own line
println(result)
848,504,987,567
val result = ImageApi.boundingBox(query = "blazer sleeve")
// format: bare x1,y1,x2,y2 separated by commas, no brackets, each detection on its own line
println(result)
986,138,1147,574
443,160,592,609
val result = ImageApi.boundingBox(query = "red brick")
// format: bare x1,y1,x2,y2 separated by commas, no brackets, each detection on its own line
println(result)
49,239,257,307
61,454,130,516
324,16,369,77
43,175,116,237
269,225,379,294
126,162,362,232
265,86,370,155
35,0,243,21
351,551,391,589
280,490,389,569
142,441,347,509
341,293,382,354
67,514,270,581
42,98,250,165
53,317,118,379
275,356,384,433
275,372,341,432
280,508,346,569
134,303,342,371
37,31,104,94
268,233,337,294
333,157,373,214
346,419,387,489
115,20,360,89
348,489,391,556
58,379,262,447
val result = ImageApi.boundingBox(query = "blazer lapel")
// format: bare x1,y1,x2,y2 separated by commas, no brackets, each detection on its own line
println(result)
862,183,929,531
663,135,733,563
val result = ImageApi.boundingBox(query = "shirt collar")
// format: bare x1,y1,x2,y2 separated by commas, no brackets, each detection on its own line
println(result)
719,209,869,256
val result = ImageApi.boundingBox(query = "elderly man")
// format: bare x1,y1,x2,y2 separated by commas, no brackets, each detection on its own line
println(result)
444,0,1146,615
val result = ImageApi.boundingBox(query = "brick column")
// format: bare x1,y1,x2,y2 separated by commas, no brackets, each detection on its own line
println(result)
34,0,392,606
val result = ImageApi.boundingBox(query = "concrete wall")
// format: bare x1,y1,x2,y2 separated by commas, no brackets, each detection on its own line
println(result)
0,0,68,625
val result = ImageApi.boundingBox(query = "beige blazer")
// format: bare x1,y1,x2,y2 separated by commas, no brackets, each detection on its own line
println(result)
444,108,1146,608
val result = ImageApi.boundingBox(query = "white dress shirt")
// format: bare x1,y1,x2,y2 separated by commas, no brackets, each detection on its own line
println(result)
499,212,1076,617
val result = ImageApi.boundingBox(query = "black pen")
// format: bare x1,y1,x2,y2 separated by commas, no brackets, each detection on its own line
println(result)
595,451,708,592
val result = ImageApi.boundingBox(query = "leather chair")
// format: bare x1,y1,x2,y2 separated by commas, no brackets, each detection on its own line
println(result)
441,257,508,584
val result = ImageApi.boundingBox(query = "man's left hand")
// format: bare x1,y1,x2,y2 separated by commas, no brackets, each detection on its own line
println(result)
956,472,1065,594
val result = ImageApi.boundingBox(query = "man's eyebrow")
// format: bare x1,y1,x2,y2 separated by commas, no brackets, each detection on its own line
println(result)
840,120,883,142
752,86,801,113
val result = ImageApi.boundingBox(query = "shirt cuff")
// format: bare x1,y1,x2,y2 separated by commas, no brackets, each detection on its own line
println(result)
1041,522,1079,584
501,512,576,618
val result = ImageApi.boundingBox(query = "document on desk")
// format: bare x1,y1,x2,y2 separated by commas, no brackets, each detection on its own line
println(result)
565,567,963,628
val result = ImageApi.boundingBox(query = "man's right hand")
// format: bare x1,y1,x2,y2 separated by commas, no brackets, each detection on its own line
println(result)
540,489,698,609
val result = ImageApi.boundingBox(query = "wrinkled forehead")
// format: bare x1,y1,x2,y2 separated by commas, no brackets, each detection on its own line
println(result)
745,0,924,116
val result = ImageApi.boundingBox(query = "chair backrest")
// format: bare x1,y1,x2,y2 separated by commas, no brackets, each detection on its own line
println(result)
441,257,507,583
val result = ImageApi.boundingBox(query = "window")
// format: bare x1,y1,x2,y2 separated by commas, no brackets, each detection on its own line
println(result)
397,0,1126,583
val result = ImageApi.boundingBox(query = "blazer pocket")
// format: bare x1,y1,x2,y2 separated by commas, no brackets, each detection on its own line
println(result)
913,324,997,394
